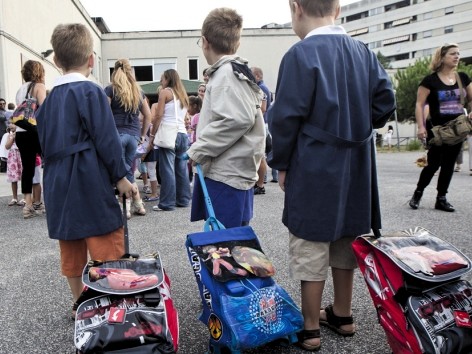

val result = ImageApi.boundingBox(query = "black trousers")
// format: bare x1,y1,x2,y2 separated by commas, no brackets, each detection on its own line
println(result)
15,130,41,194
416,142,462,196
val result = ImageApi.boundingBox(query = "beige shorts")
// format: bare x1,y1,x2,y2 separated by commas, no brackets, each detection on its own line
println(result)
289,232,358,281
59,227,125,277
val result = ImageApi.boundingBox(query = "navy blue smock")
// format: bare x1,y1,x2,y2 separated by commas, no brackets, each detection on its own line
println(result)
37,76,127,240
268,32,396,242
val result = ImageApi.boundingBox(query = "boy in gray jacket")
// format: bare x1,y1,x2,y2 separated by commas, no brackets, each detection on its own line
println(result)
187,8,265,228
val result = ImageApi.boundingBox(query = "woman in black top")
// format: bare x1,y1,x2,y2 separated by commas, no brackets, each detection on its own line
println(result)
409,43,472,211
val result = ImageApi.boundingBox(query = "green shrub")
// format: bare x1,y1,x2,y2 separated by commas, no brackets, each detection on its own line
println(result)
406,139,422,151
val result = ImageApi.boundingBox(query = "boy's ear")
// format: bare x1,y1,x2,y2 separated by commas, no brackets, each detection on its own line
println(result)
88,53,94,69
335,5,341,19
292,0,303,17
53,55,62,69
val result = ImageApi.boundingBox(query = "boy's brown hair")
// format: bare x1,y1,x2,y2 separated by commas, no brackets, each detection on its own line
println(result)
202,8,242,55
292,0,339,17
51,23,93,71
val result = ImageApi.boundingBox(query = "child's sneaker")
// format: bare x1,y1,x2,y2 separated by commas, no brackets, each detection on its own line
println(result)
23,206,39,219
254,185,266,195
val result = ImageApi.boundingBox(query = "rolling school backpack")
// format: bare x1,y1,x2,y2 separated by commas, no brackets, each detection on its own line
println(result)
352,227,472,354
185,165,303,354
73,197,179,354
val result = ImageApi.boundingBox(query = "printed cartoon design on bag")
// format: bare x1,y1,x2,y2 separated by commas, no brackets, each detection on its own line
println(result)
249,287,283,334
208,314,223,340
195,239,275,282
202,245,248,277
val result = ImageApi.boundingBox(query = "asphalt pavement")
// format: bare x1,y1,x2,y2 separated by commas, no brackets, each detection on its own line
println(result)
0,150,471,354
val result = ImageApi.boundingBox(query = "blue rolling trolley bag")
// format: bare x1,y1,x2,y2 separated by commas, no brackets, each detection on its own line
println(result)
185,165,303,354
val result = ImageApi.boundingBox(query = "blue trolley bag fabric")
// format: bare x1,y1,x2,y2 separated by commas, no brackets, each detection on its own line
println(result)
186,165,303,353
186,228,303,352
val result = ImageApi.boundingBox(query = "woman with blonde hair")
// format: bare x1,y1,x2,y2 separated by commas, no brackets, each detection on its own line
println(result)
409,43,472,212
105,58,151,218
15,60,47,219
149,69,191,211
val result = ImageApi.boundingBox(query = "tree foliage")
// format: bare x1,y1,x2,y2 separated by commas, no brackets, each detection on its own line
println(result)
394,58,472,123
376,51,391,69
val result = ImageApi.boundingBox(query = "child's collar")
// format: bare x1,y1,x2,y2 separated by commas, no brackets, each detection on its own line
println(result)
52,73,90,88
305,25,346,38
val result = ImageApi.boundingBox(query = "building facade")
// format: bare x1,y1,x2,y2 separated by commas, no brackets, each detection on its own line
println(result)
0,0,470,133
338,0,472,68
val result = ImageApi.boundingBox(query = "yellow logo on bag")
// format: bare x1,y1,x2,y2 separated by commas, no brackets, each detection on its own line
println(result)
208,313,223,340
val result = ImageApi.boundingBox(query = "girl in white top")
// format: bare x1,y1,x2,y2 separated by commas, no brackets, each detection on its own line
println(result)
149,69,191,211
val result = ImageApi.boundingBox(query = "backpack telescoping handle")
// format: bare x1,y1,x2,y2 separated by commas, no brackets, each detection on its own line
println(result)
196,164,226,231
122,194,130,254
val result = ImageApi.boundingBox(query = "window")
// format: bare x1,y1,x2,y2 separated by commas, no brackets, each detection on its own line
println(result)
424,12,432,20
445,7,454,15
384,21,393,29
134,66,153,81
107,58,177,83
444,26,453,34
423,30,432,38
423,49,433,56
347,27,369,37
392,17,412,26
152,59,177,81
382,35,410,46
369,7,383,16
346,11,369,22
188,58,198,80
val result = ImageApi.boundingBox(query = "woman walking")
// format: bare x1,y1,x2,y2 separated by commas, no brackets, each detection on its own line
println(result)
149,69,191,211
409,43,472,212
105,59,151,218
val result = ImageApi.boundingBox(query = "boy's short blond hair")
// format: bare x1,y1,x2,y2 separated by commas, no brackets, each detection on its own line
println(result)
292,0,339,17
202,8,242,55
51,23,93,71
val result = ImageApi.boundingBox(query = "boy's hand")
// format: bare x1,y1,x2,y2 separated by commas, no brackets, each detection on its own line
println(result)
116,177,137,199
278,171,286,192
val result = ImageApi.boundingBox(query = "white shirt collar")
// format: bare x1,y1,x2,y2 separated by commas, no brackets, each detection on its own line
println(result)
305,25,347,39
52,73,90,88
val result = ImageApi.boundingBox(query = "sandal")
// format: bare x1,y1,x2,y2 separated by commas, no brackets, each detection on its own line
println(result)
17,199,26,206
320,304,356,337
296,329,321,352
71,303,78,321
8,199,18,206
143,195,159,202
132,200,146,216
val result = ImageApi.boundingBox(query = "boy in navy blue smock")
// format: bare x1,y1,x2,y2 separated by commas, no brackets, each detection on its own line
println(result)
36,23,137,308
267,0,395,351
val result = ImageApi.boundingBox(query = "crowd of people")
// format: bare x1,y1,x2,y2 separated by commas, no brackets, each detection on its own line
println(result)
0,1,471,353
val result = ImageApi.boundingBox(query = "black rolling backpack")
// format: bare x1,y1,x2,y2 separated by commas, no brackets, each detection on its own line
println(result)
73,196,179,354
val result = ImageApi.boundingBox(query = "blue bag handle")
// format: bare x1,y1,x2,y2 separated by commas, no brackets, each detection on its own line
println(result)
196,164,226,231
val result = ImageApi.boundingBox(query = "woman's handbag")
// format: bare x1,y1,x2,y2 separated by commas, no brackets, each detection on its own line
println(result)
154,89,179,149
429,73,472,146
11,82,38,132
429,113,472,146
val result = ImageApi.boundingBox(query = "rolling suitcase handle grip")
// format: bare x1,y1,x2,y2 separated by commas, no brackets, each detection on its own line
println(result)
122,194,130,254
196,164,226,231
